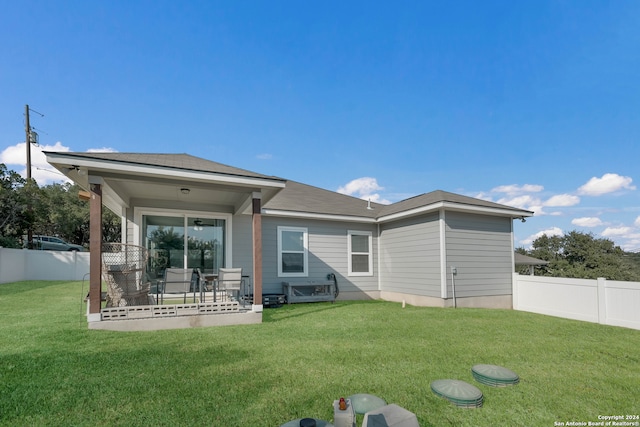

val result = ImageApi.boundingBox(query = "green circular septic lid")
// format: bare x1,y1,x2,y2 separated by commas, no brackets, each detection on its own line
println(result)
347,394,387,414
472,364,520,387
431,379,484,408
280,419,334,427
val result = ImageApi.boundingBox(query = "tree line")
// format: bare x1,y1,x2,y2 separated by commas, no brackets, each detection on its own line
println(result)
0,163,121,249
517,230,640,281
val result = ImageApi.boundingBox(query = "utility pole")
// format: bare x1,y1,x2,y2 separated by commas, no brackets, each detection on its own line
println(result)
25,104,31,180
25,104,33,248
24,104,42,180
24,104,42,248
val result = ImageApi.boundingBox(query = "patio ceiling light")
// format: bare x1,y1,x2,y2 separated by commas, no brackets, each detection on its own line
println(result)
180,188,190,195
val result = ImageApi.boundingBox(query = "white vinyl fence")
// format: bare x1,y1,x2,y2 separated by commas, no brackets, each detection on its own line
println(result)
513,273,640,330
0,247,90,284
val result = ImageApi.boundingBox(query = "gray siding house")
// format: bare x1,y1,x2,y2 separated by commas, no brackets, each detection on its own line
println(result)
45,152,532,329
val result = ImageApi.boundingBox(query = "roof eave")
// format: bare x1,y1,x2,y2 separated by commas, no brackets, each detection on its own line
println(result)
262,209,377,223
376,201,534,223
45,151,286,189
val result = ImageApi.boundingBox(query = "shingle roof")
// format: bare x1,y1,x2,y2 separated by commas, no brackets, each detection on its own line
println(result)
514,252,549,265
264,180,383,219
47,152,532,220
266,183,531,219
377,190,530,217
50,152,284,181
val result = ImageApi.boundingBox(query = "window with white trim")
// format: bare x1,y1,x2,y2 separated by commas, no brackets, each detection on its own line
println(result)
278,226,308,277
348,230,373,276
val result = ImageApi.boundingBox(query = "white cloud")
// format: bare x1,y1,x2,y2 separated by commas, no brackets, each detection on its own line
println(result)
620,234,640,252
526,204,546,216
1,141,72,185
486,184,558,215
634,216,640,228
491,184,544,196
474,192,493,202
256,153,273,160
87,147,117,153
577,173,635,196
520,227,564,246
571,217,603,227
1,142,116,185
1,141,70,166
497,195,541,210
338,177,382,196
544,194,580,207
489,184,582,216
337,177,391,204
601,226,633,237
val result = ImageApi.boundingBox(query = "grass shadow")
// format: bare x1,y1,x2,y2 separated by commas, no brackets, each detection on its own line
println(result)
263,300,379,323
0,280,84,297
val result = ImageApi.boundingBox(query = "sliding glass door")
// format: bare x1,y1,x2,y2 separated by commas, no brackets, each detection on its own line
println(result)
187,217,225,274
143,214,226,279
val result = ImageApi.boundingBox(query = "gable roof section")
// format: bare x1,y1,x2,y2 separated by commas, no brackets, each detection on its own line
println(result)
47,152,283,182
266,183,532,222
376,190,532,222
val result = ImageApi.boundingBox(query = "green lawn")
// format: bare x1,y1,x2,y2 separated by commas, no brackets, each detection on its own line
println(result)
0,281,638,426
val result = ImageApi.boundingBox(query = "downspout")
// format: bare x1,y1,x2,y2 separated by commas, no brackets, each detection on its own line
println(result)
451,266,457,308
377,222,381,294
510,217,516,306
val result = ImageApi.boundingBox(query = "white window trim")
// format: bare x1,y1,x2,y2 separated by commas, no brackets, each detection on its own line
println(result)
348,230,373,276
277,226,308,277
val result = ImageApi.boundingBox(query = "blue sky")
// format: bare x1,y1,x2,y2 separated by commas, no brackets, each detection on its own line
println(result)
1,1,639,251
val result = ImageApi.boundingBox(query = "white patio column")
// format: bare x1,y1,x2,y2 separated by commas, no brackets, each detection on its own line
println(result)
252,192,263,312
88,176,103,318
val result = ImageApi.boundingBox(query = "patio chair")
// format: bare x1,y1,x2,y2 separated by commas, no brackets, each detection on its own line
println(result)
157,268,201,304
102,243,152,307
217,268,244,304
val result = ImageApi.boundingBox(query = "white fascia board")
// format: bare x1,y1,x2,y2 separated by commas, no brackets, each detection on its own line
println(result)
443,203,533,218
46,153,286,189
264,202,530,224
377,201,532,223
262,209,376,223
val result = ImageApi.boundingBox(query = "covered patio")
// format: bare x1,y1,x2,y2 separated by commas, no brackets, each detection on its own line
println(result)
46,152,286,331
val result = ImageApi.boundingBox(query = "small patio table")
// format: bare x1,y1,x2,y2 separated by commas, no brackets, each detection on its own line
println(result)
203,273,251,304
203,274,218,302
